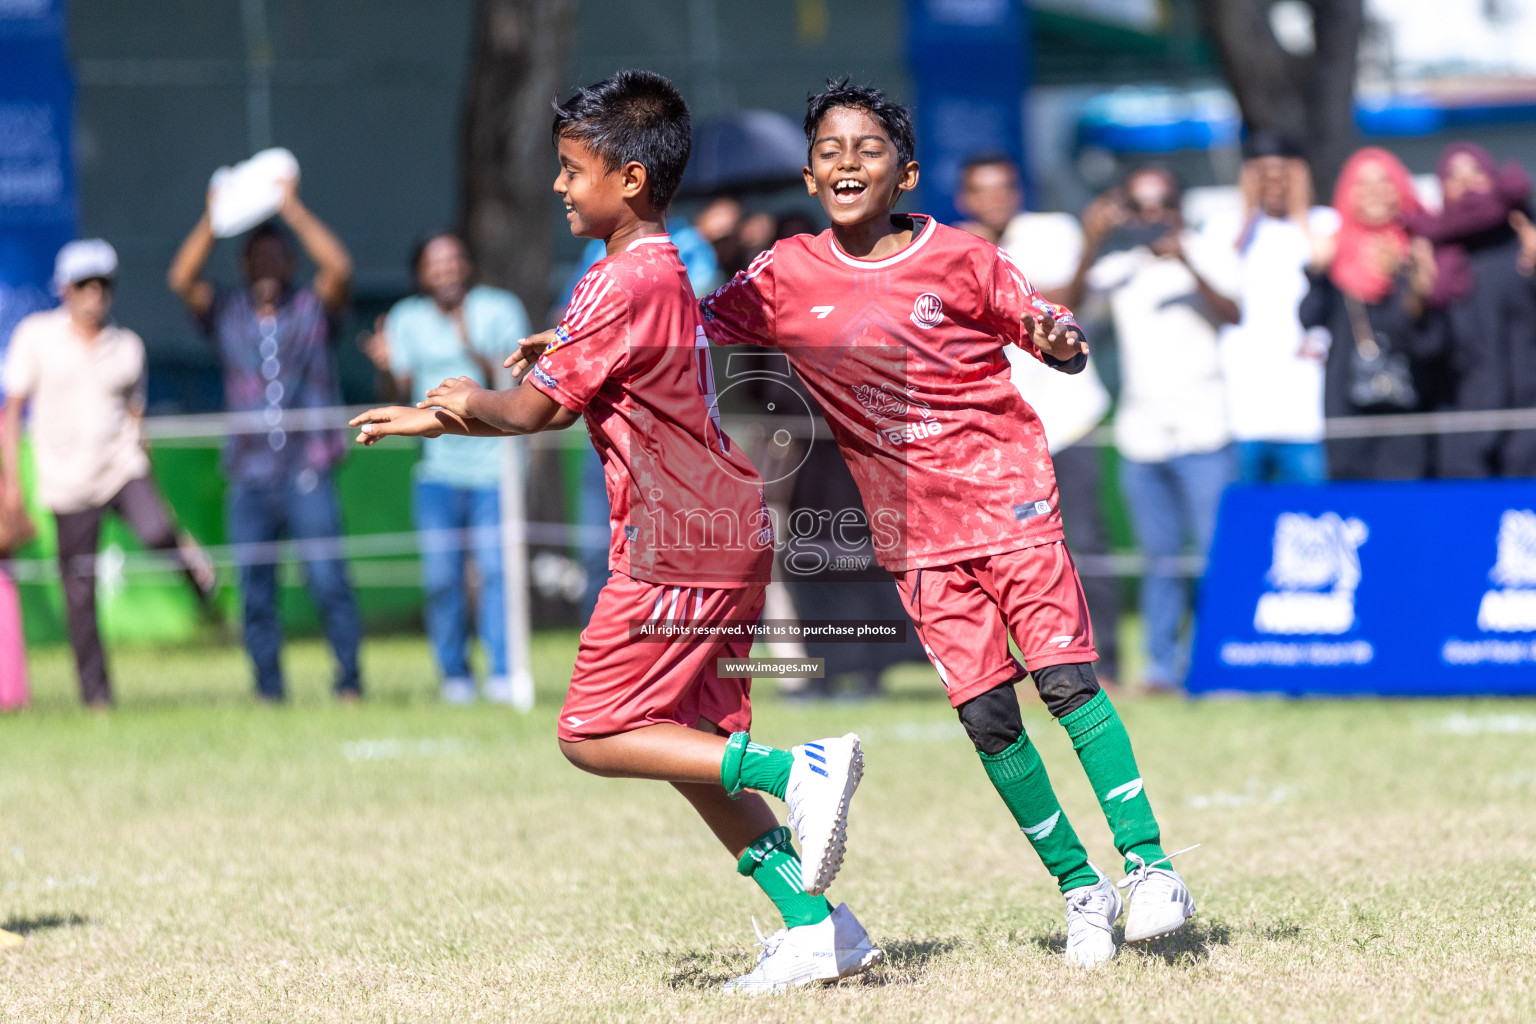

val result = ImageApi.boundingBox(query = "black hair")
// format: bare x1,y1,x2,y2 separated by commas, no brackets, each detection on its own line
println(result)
242,221,290,258
408,231,468,279
959,149,1018,178
551,69,691,211
1243,129,1305,161
803,77,916,166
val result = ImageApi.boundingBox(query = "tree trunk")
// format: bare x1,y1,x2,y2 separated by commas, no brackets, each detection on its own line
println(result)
460,0,579,327
1196,0,1364,194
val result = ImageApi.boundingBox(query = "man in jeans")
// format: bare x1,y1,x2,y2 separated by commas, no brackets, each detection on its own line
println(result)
361,233,526,703
168,179,363,702
3,240,216,707
1064,167,1237,692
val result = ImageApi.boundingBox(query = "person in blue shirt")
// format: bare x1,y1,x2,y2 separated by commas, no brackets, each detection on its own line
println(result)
364,232,528,703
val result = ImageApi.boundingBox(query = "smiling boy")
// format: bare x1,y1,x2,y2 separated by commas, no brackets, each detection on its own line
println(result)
349,71,880,992
696,79,1198,968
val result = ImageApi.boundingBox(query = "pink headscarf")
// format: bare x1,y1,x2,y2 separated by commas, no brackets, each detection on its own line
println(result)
1329,148,1422,305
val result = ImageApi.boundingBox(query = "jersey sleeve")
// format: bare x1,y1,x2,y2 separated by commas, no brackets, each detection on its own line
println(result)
699,247,777,348
527,267,628,413
985,247,1083,362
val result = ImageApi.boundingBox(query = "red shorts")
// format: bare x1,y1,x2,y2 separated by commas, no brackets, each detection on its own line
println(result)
558,573,767,743
892,541,1097,709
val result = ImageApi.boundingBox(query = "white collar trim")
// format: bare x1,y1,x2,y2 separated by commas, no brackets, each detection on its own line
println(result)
828,215,935,270
625,233,673,251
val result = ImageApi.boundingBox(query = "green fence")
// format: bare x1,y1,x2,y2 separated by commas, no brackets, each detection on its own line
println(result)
12,440,423,646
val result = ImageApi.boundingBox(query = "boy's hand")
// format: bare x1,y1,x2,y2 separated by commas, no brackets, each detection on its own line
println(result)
504,329,559,377
1022,310,1089,362
422,376,484,419
350,406,443,445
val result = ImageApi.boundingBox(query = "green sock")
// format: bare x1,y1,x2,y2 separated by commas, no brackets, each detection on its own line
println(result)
721,732,793,800
979,733,1098,893
737,826,833,929
1059,690,1166,875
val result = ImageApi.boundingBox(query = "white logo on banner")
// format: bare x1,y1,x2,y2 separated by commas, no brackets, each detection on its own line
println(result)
1477,509,1536,633
1253,512,1369,635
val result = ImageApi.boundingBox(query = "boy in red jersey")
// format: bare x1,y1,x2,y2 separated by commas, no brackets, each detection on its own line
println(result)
699,79,1198,968
350,71,880,992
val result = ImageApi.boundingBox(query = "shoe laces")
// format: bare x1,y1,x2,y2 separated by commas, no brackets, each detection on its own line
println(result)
750,916,787,965
1116,844,1200,895
1064,884,1116,934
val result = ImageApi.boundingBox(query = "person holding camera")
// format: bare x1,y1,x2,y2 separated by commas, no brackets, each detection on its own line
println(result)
1062,166,1236,693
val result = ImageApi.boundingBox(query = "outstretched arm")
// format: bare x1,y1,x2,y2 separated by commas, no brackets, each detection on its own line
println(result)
278,178,353,314
421,375,574,436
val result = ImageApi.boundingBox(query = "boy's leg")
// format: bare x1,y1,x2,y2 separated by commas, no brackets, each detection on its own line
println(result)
558,576,861,894
981,542,1168,873
670,779,831,929
890,563,1097,893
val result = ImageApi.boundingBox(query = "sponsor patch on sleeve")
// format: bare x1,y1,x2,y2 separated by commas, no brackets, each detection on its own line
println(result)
531,364,559,390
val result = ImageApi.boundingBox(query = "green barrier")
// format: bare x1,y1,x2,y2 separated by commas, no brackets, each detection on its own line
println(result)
11,439,422,646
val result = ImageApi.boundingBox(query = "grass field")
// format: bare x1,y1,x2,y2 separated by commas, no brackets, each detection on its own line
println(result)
0,633,1533,1022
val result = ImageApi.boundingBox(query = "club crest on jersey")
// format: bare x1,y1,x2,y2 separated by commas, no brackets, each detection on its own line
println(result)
851,382,942,447
909,292,944,330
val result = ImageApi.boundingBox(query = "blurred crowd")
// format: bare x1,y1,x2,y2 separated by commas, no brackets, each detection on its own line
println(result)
2,131,1534,708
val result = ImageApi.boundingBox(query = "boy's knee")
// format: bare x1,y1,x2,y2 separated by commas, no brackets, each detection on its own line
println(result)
956,684,1023,755
1033,662,1100,719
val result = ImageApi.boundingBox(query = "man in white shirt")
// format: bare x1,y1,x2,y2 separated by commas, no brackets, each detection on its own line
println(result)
955,152,1122,684
1063,168,1237,692
1205,132,1337,483
2,240,215,707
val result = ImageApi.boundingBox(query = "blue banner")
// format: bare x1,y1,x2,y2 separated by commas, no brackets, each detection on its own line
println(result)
0,0,75,364
905,0,1029,225
1190,481,1536,697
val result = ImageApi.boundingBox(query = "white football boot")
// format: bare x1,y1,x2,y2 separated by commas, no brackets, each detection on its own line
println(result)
721,902,883,993
1119,847,1198,945
784,734,864,895
1062,865,1123,969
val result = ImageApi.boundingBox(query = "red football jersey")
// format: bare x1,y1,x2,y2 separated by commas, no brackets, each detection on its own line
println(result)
701,215,1072,573
530,234,772,587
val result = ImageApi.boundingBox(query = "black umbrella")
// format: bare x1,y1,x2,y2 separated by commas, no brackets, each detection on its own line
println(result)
679,109,807,197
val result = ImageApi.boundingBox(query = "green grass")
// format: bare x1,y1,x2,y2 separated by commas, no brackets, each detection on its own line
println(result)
1,634,1534,1022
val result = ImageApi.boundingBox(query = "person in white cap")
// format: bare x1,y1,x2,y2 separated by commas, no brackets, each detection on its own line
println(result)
1,240,217,708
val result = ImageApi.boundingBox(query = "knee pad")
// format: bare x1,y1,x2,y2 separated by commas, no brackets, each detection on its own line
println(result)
1033,662,1100,719
956,684,1024,755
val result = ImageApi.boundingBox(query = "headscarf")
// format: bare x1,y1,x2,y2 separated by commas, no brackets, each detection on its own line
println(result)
1408,142,1532,308
1329,147,1421,305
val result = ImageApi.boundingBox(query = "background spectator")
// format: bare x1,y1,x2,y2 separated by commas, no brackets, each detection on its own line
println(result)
1302,147,1441,482
3,241,216,708
361,233,527,704
1410,143,1536,478
1066,167,1236,692
1207,133,1339,484
168,179,364,703
955,152,1121,685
